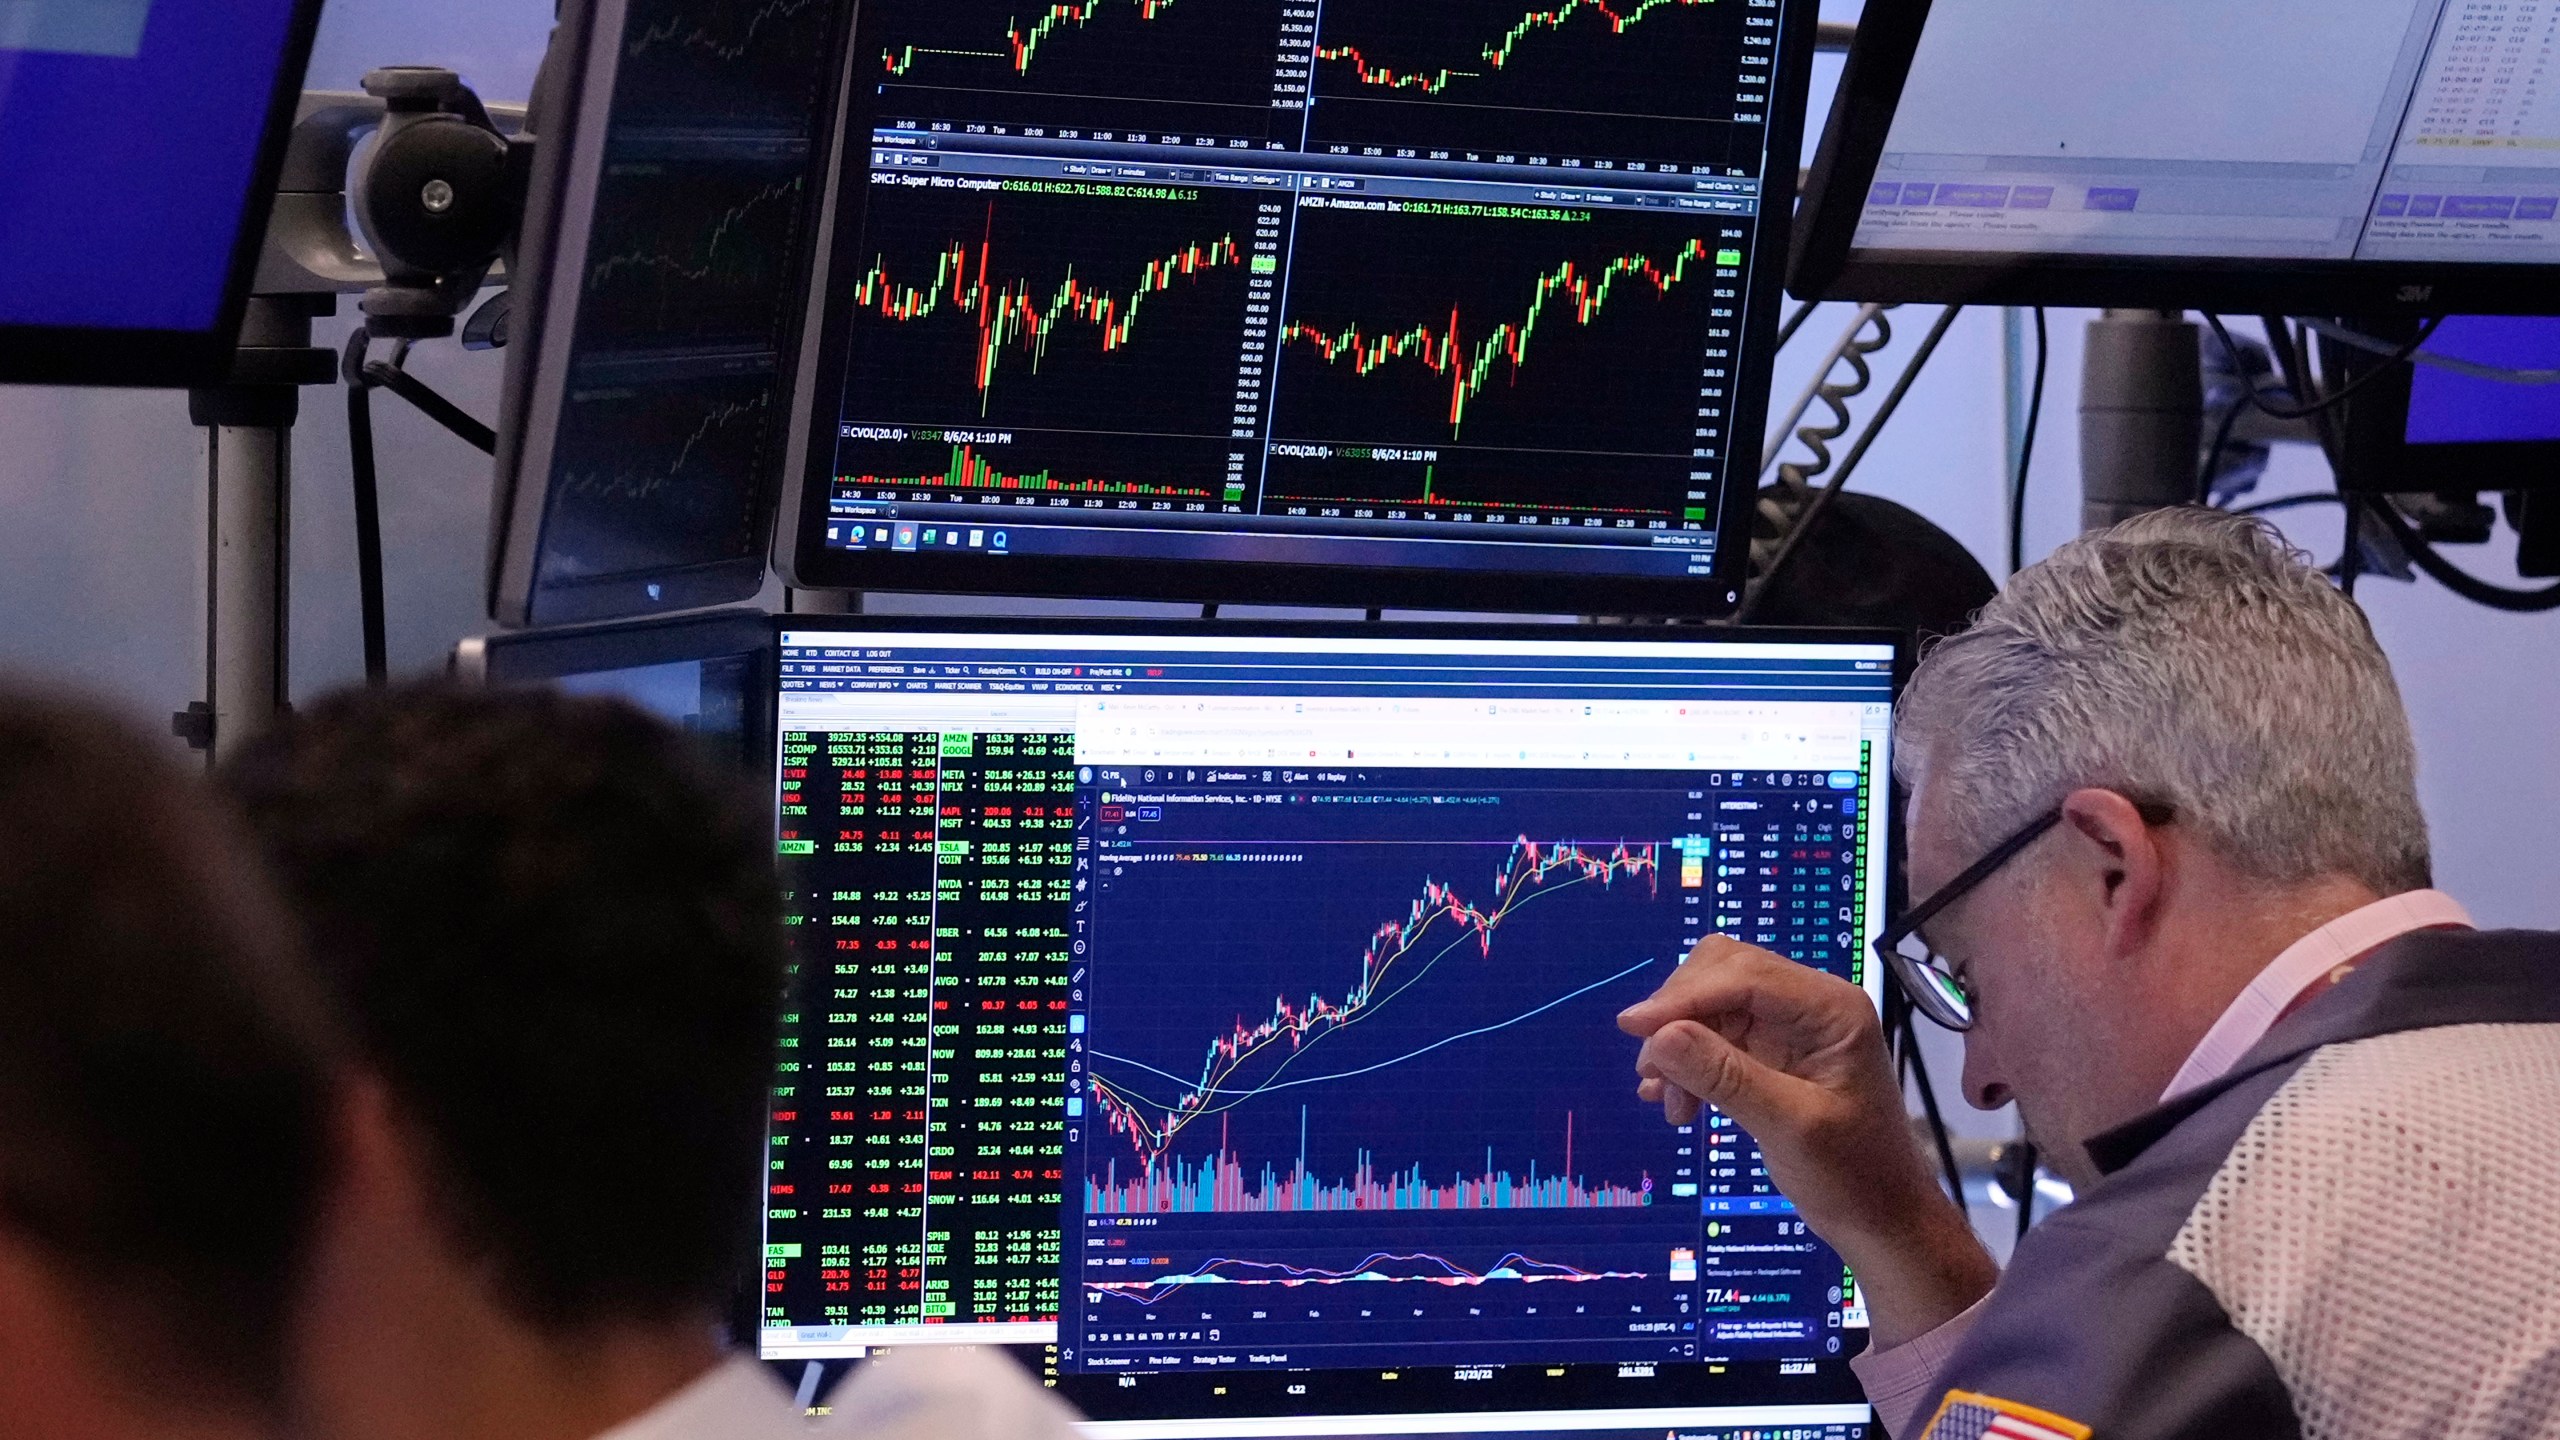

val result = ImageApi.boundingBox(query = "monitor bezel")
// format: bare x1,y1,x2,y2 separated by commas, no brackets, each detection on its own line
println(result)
484,0,857,630
772,1,1833,618
750,614,1906,1423
1787,0,2560,315
452,607,777,772
0,0,330,388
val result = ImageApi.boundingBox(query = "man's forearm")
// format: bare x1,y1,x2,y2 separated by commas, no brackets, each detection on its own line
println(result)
1826,1200,2000,1350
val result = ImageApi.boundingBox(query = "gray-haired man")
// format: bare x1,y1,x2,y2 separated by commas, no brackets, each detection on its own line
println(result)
1618,509,2560,1438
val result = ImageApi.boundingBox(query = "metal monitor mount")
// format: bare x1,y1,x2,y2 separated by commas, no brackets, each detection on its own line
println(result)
181,66,525,762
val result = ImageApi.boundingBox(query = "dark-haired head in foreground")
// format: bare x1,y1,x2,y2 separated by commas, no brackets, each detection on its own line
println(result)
0,687,338,1440
221,683,787,1440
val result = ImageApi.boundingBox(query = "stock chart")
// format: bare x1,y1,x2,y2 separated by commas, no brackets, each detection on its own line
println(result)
541,359,778,579
843,182,1265,434
1265,200,1737,520
1065,772,1714,1371
581,140,812,349
1305,0,1758,160
613,0,843,127
863,0,1305,140
805,0,1798,594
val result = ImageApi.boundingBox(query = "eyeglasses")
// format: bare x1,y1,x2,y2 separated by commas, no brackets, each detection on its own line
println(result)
1874,798,2174,1032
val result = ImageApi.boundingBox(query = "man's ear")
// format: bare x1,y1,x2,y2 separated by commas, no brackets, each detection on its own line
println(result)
2057,787,2169,958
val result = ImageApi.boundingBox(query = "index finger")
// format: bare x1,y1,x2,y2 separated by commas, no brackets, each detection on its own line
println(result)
1615,934,1836,1039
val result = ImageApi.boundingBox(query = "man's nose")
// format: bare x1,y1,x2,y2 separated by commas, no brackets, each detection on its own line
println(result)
1961,1040,2011,1111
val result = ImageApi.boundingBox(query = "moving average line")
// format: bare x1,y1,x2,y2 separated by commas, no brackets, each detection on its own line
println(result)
1091,953,1660,1099
1090,838,1658,1166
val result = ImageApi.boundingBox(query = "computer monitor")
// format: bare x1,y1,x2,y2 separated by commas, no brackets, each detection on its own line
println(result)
760,619,1895,1437
2337,314,2560,490
452,608,771,771
773,1,1827,617
1791,0,2560,313
0,0,325,386
486,0,854,628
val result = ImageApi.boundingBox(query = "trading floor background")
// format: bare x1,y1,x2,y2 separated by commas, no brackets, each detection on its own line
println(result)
1,0,2551,952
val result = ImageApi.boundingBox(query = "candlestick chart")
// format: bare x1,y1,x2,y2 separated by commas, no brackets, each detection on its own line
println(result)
1266,203,1730,517
840,186,1261,436
1085,835,1667,1204
1281,239,1712,440
863,0,1290,114
1066,790,1708,1370
1305,0,1754,161
1076,831,1682,1218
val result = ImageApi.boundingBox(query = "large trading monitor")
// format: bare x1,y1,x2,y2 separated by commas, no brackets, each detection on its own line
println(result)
0,0,324,385
775,2,1826,616
1792,0,2560,313
487,0,853,628
760,619,1894,1438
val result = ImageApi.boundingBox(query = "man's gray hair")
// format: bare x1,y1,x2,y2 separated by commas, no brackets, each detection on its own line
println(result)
1896,507,2431,895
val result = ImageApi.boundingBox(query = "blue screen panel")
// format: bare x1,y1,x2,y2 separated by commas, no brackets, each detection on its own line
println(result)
2408,316,2560,448
0,0,305,332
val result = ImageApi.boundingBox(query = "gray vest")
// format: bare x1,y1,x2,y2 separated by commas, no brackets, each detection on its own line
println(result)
1915,928,2560,1440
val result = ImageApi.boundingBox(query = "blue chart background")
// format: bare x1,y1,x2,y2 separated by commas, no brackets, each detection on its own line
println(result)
1081,779,1699,1209
0,0,305,329
1068,773,1713,1370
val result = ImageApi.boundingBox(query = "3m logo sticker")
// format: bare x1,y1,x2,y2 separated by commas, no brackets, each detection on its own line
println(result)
1922,1389,2094,1440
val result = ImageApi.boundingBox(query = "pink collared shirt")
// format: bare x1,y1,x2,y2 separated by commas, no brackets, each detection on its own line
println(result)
1849,889,2475,1438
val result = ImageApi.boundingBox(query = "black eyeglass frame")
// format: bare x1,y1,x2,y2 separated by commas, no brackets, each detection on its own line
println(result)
1875,796,2175,1031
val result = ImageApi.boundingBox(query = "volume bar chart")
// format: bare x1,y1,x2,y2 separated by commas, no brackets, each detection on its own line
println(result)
847,443,1213,499
1087,1110,1656,1213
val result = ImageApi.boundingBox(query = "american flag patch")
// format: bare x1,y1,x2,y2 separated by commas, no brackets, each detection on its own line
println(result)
1921,1388,2093,1440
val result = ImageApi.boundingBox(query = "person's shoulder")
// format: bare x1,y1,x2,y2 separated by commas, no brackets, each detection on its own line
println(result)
2162,1020,2560,1436
2170,1019,2560,1308
814,1348,1085,1440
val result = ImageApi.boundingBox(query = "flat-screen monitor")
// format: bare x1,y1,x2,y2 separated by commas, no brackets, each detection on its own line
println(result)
759,619,1895,1437
452,609,771,771
487,0,853,628
0,0,324,385
773,1,1827,617
2339,314,2560,489
1791,0,2560,313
